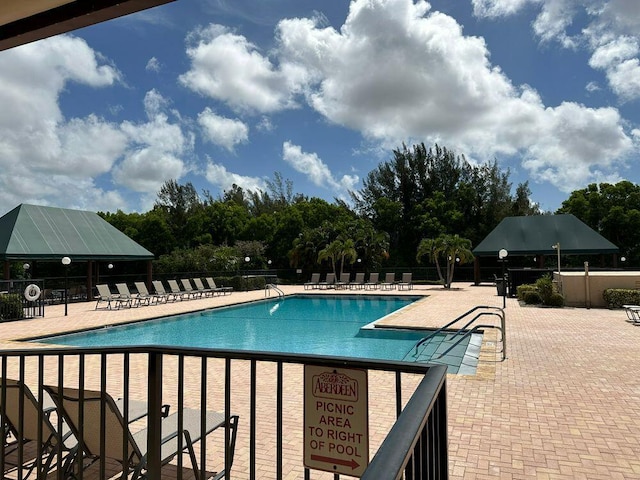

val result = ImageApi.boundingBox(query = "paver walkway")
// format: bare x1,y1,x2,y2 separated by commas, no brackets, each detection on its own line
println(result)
1,283,639,478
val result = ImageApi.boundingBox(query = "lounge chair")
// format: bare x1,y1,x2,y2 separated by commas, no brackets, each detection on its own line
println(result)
95,284,129,310
304,273,321,290
135,281,167,304
335,273,351,289
192,278,216,297
152,280,180,302
180,279,203,299
622,305,640,324
398,273,413,291
318,273,336,289
116,283,147,307
43,386,239,480
205,277,233,295
364,272,379,290
0,379,76,479
167,280,191,301
349,272,365,290
380,272,397,290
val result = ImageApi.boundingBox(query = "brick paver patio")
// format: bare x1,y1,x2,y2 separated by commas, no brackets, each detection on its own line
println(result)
1,283,639,478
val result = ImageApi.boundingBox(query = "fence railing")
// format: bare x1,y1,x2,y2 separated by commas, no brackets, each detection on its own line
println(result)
0,279,45,321
0,346,447,479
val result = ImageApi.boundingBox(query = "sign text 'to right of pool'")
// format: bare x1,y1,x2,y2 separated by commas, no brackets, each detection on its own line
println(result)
303,365,369,477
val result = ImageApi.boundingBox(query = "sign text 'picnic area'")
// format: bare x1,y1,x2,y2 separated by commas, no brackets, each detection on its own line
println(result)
303,365,369,477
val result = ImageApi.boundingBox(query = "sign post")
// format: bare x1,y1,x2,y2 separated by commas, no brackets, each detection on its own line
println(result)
304,365,369,477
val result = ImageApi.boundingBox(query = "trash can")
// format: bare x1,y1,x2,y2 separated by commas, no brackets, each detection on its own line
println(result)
496,278,506,296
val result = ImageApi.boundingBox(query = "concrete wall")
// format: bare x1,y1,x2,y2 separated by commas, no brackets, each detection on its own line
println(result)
558,271,640,308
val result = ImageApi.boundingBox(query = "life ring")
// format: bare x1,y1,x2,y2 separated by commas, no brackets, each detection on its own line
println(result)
24,284,41,301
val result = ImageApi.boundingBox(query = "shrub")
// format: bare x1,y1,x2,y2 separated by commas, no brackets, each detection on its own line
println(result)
535,275,554,304
0,294,24,321
517,284,537,301
603,289,640,308
546,293,565,307
523,291,542,305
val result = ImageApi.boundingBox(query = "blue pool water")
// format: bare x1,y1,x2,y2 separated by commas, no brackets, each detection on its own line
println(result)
38,295,476,371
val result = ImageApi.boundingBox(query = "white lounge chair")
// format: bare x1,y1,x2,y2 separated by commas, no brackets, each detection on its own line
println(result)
398,273,413,290
116,283,147,307
134,281,167,304
365,272,379,290
180,279,202,299
349,272,365,290
95,284,129,310
304,273,321,290
380,273,397,290
192,278,216,297
318,273,336,289
44,386,239,480
205,277,233,295
335,273,351,289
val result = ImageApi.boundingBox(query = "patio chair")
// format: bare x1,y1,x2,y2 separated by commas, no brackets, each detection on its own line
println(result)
205,277,233,295
192,278,216,297
44,385,239,480
349,272,365,290
134,282,167,304
152,280,181,302
364,272,379,290
622,305,640,324
115,283,147,307
398,273,413,291
180,279,203,299
95,284,129,310
304,273,321,290
380,273,397,290
318,273,336,289
166,280,191,301
335,273,351,289
0,378,76,479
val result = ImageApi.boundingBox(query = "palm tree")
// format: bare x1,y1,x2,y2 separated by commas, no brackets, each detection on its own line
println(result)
416,237,446,285
338,238,358,277
417,234,474,288
317,240,343,274
441,234,474,288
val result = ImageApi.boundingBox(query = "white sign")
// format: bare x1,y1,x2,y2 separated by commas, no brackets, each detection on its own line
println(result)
304,365,369,477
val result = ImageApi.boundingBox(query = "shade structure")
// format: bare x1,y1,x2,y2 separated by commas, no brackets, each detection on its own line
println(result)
473,214,619,257
0,204,154,262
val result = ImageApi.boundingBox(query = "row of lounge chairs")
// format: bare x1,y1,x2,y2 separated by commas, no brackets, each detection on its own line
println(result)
1,378,238,480
96,278,232,310
304,272,413,291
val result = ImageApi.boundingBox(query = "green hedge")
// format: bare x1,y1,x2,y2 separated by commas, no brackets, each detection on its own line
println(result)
602,289,640,308
216,275,267,292
0,293,24,321
517,275,564,307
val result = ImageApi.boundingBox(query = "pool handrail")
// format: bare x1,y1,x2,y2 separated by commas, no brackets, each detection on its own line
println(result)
413,305,506,360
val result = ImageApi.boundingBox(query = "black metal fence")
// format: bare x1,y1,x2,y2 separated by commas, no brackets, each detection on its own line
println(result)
0,279,45,321
0,346,448,479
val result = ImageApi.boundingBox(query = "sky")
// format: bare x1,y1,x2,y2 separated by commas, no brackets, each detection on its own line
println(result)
0,0,639,217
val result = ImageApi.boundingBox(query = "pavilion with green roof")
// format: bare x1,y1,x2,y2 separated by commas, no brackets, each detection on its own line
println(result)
472,214,619,285
0,204,154,295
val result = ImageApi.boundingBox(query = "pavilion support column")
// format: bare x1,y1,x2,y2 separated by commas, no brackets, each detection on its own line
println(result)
473,257,480,285
537,255,545,268
86,261,93,303
146,260,153,289
3,261,9,280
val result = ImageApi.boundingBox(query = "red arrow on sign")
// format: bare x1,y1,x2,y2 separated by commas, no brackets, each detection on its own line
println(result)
310,454,360,470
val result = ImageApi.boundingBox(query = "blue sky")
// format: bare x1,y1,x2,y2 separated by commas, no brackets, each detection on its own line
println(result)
1,0,639,217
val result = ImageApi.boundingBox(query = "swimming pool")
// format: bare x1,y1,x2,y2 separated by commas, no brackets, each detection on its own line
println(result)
38,295,478,373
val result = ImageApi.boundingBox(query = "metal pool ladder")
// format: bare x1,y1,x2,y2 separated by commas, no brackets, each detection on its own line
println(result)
265,283,284,298
413,305,506,361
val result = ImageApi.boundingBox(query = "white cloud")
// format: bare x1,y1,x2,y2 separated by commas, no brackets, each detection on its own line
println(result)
273,0,635,193
179,24,305,113
205,161,266,192
282,141,358,193
146,57,162,72
197,107,249,151
472,0,640,100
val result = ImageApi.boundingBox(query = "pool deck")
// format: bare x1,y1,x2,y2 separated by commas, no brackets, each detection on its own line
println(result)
1,283,640,478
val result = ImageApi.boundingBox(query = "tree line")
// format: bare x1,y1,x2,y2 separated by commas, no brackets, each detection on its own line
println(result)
99,143,640,276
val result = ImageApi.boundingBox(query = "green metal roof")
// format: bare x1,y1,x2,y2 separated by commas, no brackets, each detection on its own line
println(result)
0,204,154,261
473,214,619,256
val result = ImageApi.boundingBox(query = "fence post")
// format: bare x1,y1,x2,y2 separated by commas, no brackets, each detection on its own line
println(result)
147,351,163,478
